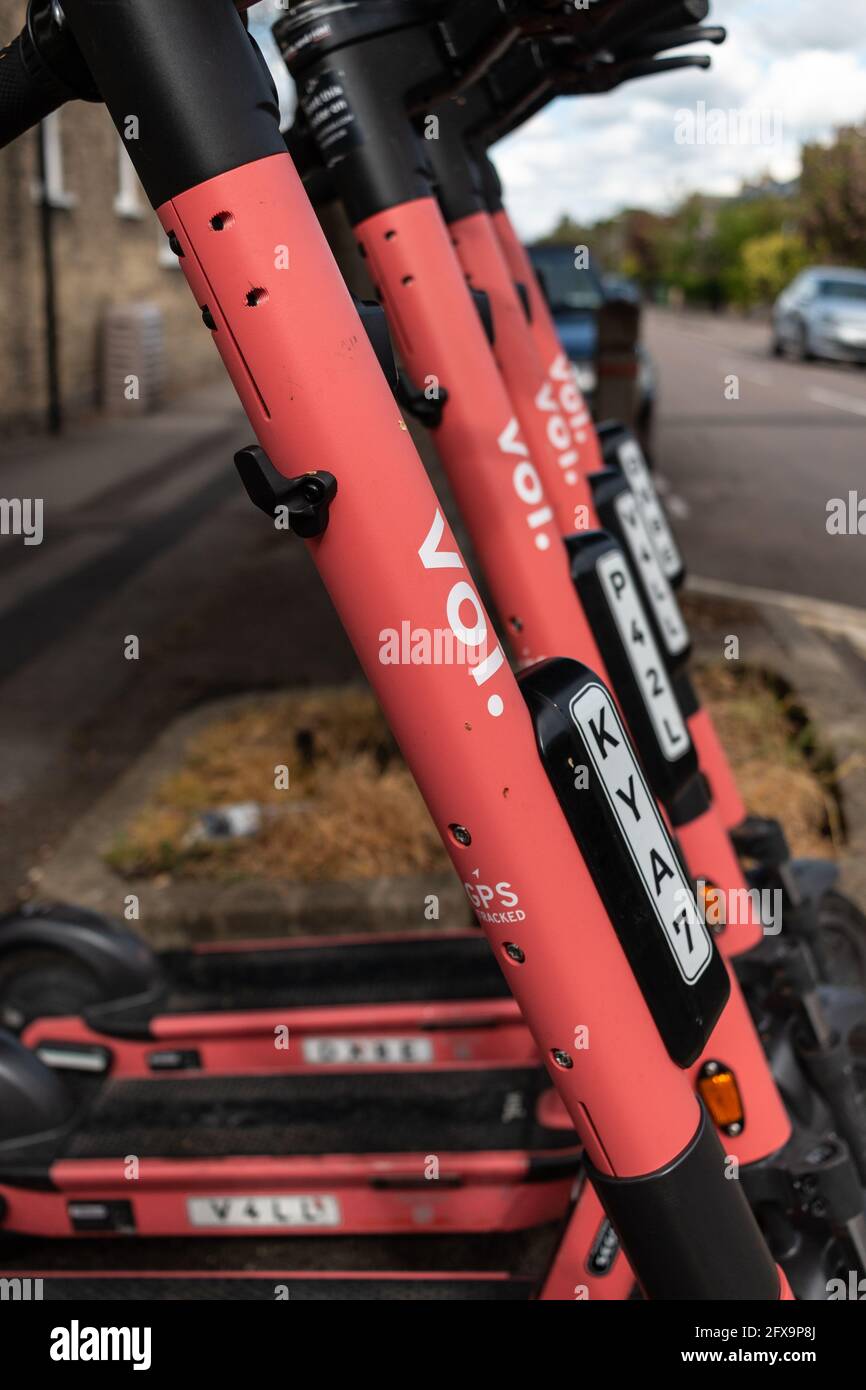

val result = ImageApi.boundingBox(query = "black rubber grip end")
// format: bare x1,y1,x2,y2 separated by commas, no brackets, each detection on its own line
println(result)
0,32,66,150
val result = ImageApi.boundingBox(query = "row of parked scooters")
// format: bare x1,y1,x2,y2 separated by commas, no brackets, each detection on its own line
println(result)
0,0,864,1301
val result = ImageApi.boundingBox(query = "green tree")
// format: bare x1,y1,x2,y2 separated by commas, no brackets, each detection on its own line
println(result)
800,124,866,265
740,231,810,304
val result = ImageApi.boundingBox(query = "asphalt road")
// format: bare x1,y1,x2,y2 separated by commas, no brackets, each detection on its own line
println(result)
644,308,866,610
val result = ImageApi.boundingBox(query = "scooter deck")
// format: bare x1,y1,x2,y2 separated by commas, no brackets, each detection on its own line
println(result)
0,1223,566,1300
21,929,528,1076
0,1065,578,1237
60,1066,573,1160
155,933,508,1015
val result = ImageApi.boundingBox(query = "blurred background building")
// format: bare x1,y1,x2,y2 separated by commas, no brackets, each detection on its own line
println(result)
0,0,291,435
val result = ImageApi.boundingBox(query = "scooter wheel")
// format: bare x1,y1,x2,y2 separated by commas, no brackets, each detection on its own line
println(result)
818,890,866,991
0,948,103,1033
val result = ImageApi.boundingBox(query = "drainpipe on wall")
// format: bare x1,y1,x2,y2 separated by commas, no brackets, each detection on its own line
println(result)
36,122,62,434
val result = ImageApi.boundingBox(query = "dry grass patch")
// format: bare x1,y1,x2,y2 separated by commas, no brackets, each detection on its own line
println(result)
107,668,841,883
106,688,448,882
694,663,841,858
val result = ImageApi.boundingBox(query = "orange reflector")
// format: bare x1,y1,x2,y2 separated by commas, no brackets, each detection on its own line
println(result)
698,882,726,929
698,1065,744,1131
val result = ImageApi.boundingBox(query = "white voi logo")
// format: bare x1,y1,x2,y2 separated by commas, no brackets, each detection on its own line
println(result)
50,1321,152,1372
418,509,506,717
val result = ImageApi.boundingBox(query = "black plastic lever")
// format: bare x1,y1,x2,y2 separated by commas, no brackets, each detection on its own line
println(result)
395,370,448,428
234,446,337,538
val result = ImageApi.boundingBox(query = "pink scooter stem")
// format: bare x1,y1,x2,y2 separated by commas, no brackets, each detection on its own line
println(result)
490,202,747,830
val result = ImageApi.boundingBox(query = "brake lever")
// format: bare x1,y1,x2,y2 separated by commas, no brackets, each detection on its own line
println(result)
620,23,726,57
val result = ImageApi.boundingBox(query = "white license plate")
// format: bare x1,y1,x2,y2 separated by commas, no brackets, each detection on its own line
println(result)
188,1195,341,1229
570,682,712,984
596,549,689,762
302,1036,434,1065
617,438,683,580
614,491,690,657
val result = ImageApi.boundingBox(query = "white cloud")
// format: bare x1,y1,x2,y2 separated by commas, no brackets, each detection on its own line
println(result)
495,1,866,239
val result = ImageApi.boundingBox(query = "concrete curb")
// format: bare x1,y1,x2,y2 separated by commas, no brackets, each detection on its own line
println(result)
684,582,866,906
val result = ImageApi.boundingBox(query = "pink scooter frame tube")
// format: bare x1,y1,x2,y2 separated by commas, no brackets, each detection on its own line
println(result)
489,201,747,831
56,0,786,1301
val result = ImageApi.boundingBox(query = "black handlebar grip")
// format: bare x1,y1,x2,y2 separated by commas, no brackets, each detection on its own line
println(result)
0,31,69,149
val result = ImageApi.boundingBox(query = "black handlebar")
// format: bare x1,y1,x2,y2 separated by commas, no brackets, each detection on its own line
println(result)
0,1,103,150
0,29,69,148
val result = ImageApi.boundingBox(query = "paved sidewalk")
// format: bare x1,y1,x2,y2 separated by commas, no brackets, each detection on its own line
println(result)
0,380,359,903
685,583,866,908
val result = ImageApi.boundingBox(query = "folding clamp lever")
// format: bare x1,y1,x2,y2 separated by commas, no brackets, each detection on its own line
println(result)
234,445,337,538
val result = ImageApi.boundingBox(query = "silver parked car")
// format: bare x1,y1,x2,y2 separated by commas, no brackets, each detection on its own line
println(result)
772,267,866,364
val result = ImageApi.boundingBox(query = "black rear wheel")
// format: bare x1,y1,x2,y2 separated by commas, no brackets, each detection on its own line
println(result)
818,891,866,991
0,948,104,1033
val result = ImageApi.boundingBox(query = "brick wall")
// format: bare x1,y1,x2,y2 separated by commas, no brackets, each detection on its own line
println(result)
0,0,223,434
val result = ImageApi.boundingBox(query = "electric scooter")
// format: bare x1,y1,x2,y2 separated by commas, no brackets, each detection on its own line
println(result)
271,0,866,1289
0,4,756,1091
6,2,866,1301
1,5,759,1080
0,0,787,1302
0,4,625,1301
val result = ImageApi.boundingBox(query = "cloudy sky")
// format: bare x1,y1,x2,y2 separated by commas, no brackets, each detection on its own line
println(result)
492,0,866,238
250,1,866,240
